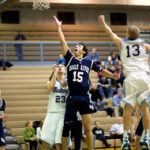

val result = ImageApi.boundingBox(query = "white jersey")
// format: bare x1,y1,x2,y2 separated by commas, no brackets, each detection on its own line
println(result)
120,38,150,77
47,80,68,113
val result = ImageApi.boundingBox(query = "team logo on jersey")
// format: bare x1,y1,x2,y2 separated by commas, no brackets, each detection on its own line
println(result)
69,64,89,73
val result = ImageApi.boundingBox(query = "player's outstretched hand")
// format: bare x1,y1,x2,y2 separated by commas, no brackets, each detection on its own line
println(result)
98,15,105,24
112,72,120,80
53,64,59,72
53,16,62,27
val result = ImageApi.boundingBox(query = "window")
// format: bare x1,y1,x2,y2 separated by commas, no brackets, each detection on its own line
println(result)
110,13,127,25
1,11,19,24
57,11,75,24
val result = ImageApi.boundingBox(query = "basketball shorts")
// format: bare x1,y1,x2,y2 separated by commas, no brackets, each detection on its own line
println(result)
121,72,150,108
0,128,6,146
64,100,96,123
41,113,64,146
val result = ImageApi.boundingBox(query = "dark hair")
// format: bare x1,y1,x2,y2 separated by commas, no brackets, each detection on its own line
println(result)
78,42,88,57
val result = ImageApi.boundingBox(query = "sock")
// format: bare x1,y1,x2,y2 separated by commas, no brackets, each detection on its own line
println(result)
140,130,149,143
123,131,129,142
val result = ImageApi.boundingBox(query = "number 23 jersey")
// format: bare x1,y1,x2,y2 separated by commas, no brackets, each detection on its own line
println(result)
47,80,68,113
120,38,150,77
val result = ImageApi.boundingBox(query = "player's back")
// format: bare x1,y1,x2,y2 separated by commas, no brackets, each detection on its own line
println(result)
47,80,68,113
120,38,150,77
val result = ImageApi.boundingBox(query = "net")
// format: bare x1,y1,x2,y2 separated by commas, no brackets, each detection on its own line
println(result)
33,0,50,11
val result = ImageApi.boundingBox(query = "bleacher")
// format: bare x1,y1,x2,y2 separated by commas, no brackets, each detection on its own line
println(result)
0,24,126,61
1,24,149,149
0,66,132,149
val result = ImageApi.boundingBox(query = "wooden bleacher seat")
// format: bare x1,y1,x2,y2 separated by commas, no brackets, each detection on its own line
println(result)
0,66,135,149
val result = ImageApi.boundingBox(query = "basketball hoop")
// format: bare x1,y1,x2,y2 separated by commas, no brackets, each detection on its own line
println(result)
33,0,50,11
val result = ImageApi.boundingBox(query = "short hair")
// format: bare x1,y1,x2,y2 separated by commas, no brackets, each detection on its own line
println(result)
78,42,88,57
127,26,140,40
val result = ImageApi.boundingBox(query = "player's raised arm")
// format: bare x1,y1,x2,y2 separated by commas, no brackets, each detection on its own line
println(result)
47,65,58,92
98,15,122,48
53,16,69,56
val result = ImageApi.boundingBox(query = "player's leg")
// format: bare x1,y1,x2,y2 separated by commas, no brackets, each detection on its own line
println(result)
137,75,150,149
140,101,150,149
62,103,77,150
82,114,93,150
0,146,5,150
121,77,137,149
122,104,133,147
41,113,58,149
55,114,66,150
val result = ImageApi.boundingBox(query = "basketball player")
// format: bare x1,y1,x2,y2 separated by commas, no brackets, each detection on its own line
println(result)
41,64,68,150
98,15,150,150
0,90,8,150
54,16,120,150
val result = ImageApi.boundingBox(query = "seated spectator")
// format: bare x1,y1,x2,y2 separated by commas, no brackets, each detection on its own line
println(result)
93,121,111,148
112,88,124,117
110,117,123,141
97,61,108,79
108,51,118,66
57,54,65,64
88,48,101,64
24,121,37,150
0,60,13,71
98,76,114,99
36,121,43,150
89,83,105,111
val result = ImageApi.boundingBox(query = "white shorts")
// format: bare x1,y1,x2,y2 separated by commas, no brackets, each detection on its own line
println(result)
121,72,150,108
41,113,64,146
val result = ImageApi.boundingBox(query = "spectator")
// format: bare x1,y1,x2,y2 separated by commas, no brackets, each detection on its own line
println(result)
36,121,43,150
110,117,123,141
58,54,65,64
0,90,8,150
112,88,124,117
14,31,26,61
98,76,114,99
97,61,108,79
88,48,101,64
89,83,105,111
93,121,111,148
108,51,118,66
24,121,37,150
0,60,13,71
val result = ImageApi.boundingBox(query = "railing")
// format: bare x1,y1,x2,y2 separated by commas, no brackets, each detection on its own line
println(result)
0,41,114,62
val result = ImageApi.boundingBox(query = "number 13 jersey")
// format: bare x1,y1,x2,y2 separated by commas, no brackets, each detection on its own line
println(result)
47,80,68,113
120,38,150,77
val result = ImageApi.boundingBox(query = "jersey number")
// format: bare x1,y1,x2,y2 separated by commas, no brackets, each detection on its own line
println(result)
126,44,140,57
73,71,83,82
56,96,65,103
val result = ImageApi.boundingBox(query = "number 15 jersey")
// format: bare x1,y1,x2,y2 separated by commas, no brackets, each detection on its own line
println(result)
64,50,102,103
120,38,150,77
